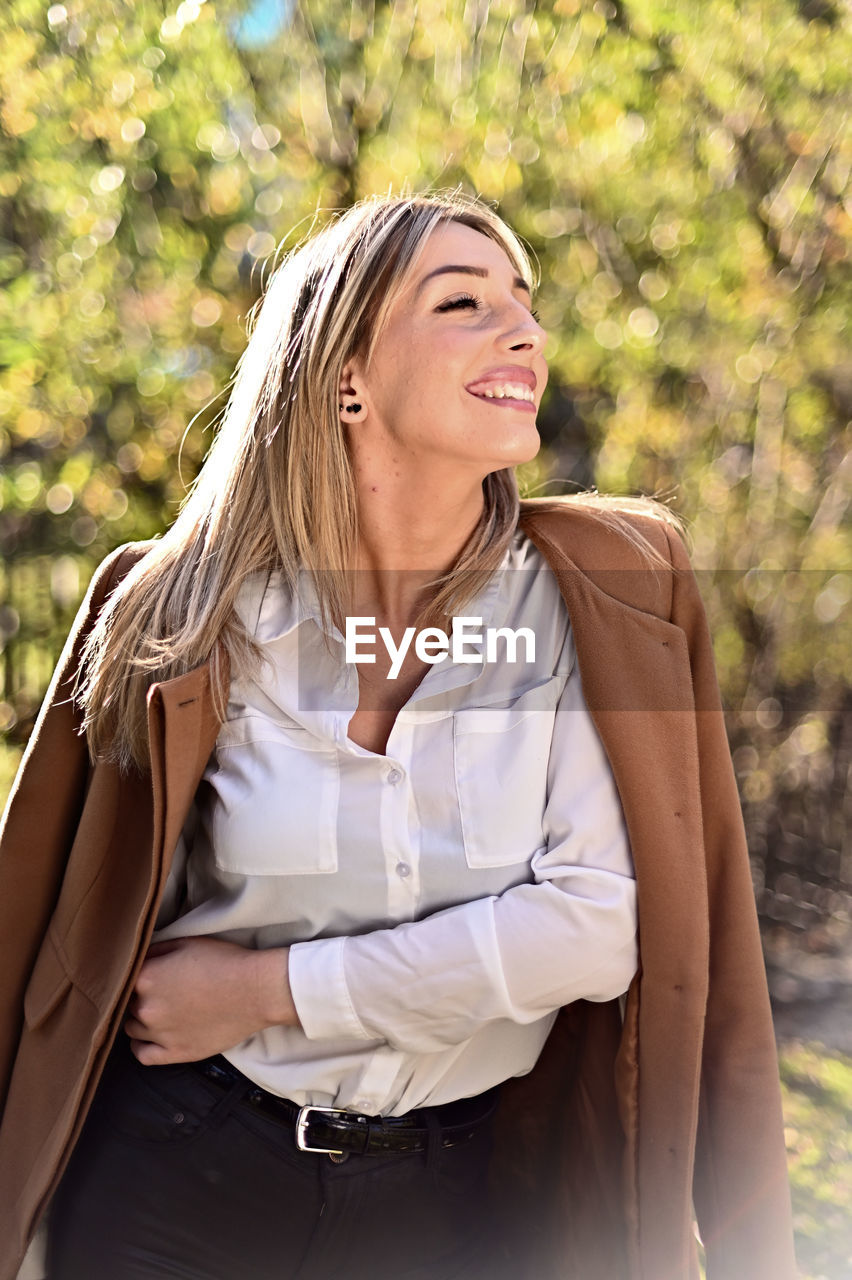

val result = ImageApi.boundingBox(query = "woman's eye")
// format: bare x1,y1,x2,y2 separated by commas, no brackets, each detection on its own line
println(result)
435,294,481,313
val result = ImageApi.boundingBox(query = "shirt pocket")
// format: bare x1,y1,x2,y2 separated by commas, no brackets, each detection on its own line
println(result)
453,676,566,870
207,714,340,875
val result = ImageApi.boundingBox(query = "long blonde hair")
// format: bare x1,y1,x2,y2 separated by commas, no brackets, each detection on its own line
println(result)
76,192,535,770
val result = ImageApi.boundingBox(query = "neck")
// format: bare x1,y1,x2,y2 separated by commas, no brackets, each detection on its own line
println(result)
348,472,486,629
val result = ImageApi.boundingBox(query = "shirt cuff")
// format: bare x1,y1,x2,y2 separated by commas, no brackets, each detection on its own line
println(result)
287,936,374,1042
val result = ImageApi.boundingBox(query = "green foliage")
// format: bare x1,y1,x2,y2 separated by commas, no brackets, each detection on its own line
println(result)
0,739,22,804
780,1041,852,1278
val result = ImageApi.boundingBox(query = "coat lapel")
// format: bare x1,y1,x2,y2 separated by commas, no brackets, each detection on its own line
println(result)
520,520,710,980
147,660,224,882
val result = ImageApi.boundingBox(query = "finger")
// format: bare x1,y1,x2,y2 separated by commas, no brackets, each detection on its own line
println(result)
144,939,185,960
124,1015,154,1040
132,966,154,997
132,1039,190,1067
128,1037,161,1064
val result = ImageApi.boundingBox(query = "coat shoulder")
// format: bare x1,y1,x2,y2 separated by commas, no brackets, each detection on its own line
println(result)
83,539,159,615
518,495,685,565
97,538,158,584
517,496,689,621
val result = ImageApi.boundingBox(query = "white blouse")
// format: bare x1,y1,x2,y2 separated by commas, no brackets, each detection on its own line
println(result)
153,528,638,1116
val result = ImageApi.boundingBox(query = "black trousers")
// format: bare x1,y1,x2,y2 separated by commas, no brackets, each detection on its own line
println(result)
47,1038,505,1280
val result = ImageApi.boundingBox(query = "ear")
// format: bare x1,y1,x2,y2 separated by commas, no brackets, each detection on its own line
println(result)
338,359,367,421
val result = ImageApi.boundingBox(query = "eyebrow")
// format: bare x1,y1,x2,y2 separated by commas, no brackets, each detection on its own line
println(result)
414,264,531,298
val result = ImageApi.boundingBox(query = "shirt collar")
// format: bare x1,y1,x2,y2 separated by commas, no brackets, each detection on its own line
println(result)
239,529,529,647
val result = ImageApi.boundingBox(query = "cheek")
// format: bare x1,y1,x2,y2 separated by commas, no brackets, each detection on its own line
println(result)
369,325,474,419
388,354,459,408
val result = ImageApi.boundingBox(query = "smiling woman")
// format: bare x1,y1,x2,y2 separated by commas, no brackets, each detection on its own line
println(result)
0,193,795,1280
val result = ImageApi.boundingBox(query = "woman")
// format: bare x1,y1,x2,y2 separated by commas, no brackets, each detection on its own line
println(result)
0,193,794,1280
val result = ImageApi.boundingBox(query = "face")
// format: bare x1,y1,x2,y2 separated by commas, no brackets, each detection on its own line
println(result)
341,220,548,479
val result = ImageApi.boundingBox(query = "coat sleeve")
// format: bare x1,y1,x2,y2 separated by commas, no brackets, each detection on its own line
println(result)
663,524,796,1280
0,543,138,1108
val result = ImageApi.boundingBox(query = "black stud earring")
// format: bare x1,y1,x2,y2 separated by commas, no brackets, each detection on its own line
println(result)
346,404,362,414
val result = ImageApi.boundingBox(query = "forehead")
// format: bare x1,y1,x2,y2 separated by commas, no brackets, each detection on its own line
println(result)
404,220,527,293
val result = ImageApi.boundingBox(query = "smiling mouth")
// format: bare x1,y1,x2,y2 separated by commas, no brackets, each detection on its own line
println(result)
467,384,537,411
468,378,534,404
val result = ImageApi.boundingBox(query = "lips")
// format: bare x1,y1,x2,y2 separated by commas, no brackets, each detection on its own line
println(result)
465,366,537,395
465,366,538,409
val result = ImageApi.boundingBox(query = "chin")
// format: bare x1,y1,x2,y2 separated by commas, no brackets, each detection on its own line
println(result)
492,428,542,469
451,426,542,478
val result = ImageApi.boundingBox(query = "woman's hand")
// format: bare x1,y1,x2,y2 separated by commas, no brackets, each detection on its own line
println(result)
124,936,300,1065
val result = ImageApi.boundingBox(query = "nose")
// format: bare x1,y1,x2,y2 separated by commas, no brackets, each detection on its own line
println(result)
501,302,547,355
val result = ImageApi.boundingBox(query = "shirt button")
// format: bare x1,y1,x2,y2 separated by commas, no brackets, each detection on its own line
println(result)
386,768,403,784
395,862,411,878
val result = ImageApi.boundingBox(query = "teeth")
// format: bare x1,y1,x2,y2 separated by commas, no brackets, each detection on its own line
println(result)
474,383,535,402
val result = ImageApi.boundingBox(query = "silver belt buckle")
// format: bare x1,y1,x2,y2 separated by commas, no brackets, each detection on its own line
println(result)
296,1104,354,1155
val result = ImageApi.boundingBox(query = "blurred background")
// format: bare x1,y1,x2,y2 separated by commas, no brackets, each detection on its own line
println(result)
0,0,850,1273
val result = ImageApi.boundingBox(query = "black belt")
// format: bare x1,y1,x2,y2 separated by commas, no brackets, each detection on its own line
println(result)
191,1056,500,1157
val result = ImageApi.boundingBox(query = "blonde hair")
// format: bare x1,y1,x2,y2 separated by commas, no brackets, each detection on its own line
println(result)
76,192,534,770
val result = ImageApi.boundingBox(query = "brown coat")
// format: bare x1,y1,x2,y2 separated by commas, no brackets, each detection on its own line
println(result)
0,500,795,1280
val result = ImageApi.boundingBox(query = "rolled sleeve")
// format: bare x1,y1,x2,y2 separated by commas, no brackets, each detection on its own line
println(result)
287,934,374,1042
